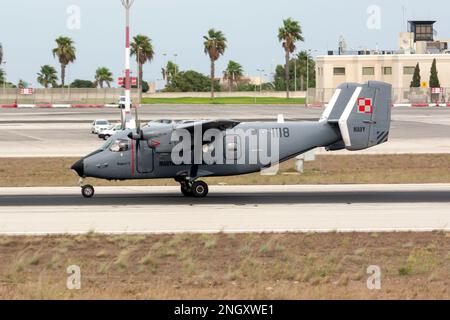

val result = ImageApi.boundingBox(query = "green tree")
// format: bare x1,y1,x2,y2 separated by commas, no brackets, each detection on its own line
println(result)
18,80,28,88
429,58,440,88
162,60,179,86
37,65,58,88
410,63,421,88
223,60,244,92
52,36,76,86
94,67,113,88
274,51,315,91
130,35,154,91
122,81,150,93
70,79,95,88
278,18,304,98
1,43,5,84
203,29,227,98
165,70,220,92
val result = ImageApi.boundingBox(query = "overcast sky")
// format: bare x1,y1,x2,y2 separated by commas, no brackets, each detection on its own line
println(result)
0,0,448,87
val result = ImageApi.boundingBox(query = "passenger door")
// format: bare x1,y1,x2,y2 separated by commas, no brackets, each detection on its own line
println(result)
137,140,154,173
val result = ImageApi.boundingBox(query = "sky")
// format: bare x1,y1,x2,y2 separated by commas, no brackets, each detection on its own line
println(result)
0,0,448,88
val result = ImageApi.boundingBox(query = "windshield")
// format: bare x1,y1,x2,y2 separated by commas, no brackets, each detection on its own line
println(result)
101,136,114,150
109,139,129,152
96,121,109,125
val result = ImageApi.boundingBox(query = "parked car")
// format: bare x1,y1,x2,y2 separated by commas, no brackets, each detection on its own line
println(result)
98,123,122,140
91,119,110,134
118,96,133,109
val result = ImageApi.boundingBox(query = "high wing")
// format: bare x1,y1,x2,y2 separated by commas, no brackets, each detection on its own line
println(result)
175,119,240,134
140,119,240,140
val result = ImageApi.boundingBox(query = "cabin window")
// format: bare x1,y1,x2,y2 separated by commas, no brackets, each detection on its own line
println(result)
224,135,241,161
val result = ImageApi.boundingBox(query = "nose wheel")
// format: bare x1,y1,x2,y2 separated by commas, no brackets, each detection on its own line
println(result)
180,180,209,198
81,184,95,198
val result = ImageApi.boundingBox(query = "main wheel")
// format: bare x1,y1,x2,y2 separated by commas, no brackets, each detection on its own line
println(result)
81,184,95,198
191,181,209,198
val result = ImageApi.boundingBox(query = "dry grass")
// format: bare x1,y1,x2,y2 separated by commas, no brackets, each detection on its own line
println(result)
0,232,449,299
0,154,449,187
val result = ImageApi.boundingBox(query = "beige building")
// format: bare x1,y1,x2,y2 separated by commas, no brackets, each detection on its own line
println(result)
316,53,450,88
315,21,450,102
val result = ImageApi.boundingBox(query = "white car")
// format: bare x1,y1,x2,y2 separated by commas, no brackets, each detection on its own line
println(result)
98,123,122,140
91,119,110,134
118,96,133,109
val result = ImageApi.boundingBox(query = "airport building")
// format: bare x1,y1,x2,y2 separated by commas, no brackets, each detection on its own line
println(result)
315,21,450,102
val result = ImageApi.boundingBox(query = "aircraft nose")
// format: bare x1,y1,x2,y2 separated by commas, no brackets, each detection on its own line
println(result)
71,159,84,177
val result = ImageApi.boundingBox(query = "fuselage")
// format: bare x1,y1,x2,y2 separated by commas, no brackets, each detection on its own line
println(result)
72,120,341,181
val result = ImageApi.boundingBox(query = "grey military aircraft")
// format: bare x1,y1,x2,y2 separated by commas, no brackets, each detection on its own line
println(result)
72,81,392,198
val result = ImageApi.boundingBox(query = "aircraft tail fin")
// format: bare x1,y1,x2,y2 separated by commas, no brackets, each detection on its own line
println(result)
321,81,392,151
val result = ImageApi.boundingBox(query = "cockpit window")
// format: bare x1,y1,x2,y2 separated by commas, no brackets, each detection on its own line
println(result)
101,136,114,150
109,139,129,152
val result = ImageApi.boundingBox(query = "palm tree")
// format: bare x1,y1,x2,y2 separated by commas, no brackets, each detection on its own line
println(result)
0,43,4,84
52,36,76,86
278,18,304,98
94,67,113,88
130,35,154,90
0,69,5,84
162,61,179,86
37,65,58,88
223,60,243,92
204,29,227,98
18,80,27,89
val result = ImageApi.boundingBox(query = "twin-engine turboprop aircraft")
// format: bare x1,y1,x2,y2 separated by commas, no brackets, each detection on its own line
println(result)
71,81,392,198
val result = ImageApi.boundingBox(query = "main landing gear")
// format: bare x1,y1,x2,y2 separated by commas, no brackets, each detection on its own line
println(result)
79,178,95,198
179,180,209,198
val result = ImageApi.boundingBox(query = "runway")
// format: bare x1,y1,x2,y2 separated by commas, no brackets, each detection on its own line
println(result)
0,185,449,235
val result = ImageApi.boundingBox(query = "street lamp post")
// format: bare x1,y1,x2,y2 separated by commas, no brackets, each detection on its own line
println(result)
305,49,317,107
1,61,6,99
121,0,135,129
173,53,178,75
257,69,264,93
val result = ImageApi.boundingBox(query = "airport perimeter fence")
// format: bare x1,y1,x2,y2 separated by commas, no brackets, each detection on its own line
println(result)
0,88,307,105
306,87,450,106
0,88,140,105
1,87,448,106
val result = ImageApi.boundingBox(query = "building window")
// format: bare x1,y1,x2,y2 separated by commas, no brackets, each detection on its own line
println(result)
415,24,433,41
403,66,416,75
383,67,392,75
333,67,346,76
362,67,375,76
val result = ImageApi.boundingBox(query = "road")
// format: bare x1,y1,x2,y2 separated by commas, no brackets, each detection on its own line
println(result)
1,105,450,156
0,185,449,234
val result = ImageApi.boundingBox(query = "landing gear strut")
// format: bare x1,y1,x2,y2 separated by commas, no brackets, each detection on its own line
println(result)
179,180,209,198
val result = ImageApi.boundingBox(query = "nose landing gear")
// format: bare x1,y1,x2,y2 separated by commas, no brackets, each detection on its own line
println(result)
81,184,95,198
79,178,95,198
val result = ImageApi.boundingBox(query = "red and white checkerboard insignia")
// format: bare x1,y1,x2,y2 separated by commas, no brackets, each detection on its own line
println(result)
357,98,373,114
